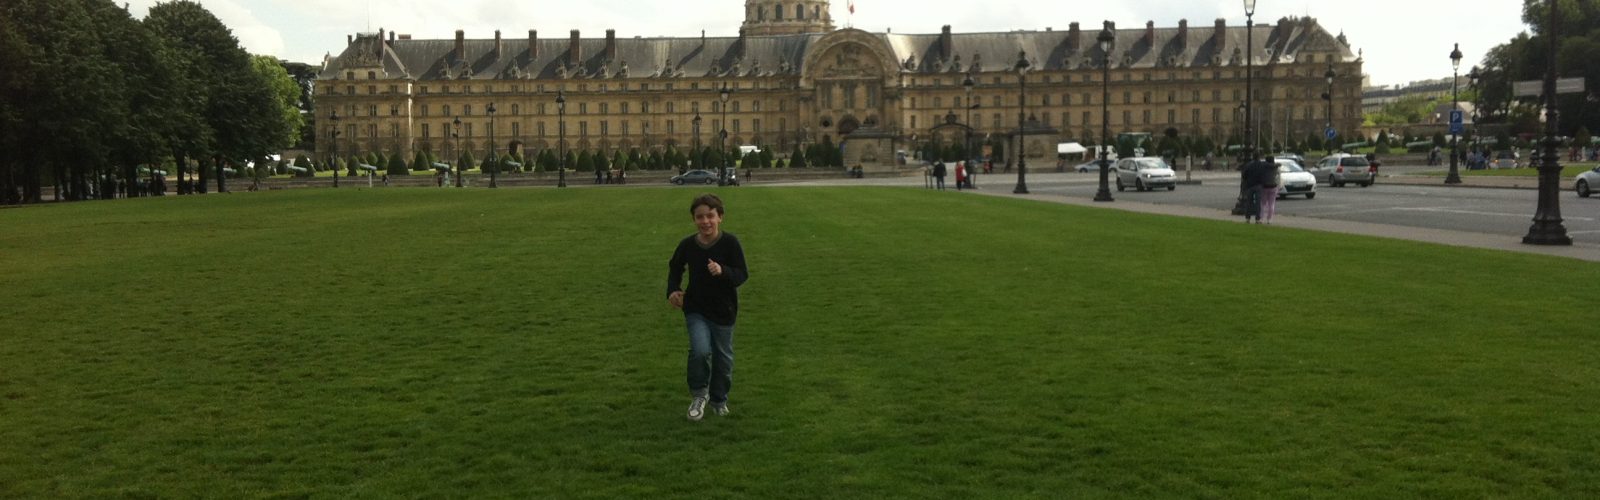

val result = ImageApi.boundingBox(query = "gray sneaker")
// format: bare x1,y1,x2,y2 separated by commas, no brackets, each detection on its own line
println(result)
712,403,729,416
687,396,708,421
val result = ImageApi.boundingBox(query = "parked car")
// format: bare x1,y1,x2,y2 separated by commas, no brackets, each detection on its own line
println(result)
1113,157,1177,191
1075,160,1111,173
670,169,718,185
1309,153,1375,187
1273,158,1317,199
1577,165,1600,198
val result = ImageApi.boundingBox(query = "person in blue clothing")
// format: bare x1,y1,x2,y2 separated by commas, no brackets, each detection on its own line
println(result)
666,194,749,421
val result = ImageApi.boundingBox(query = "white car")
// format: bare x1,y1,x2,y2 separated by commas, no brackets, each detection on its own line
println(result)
1113,157,1177,191
1577,165,1600,198
1274,159,1317,199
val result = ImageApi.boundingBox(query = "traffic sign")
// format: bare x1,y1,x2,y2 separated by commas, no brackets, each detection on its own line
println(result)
1449,110,1464,135
1324,127,1337,140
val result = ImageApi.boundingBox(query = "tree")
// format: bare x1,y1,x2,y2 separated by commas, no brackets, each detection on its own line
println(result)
791,146,809,168
458,150,476,172
411,151,429,172
387,153,408,176
252,54,303,150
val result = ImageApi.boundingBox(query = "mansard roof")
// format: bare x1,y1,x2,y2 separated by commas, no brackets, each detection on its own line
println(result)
318,17,1354,82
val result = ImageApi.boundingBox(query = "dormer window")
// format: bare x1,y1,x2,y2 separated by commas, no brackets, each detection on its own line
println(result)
345,71,354,80
367,71,376,80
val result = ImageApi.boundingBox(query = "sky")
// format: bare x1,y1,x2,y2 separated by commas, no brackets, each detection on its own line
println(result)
121,0,1530,88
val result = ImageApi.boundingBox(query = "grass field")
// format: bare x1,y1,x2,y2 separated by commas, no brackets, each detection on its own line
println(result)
1417,164,1594,177
3,187,1598,498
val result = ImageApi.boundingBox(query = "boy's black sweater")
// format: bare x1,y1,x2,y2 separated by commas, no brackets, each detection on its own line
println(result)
667,232,748,325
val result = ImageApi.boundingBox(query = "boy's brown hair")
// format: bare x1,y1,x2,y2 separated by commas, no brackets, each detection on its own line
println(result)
690,193,724,215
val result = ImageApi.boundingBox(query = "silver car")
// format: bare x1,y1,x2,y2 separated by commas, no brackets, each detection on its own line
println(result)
1113,157,1177,191
1309,154,1375,187
1577,165,1600,198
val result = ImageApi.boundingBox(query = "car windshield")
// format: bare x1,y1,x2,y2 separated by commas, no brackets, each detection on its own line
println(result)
1276,162,1304,172
1136,159,1168,169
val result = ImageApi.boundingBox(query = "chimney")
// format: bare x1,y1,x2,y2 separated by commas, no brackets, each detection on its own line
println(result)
939,25,953,61
1214,18,1226,45
1145,21,1155,44
398,34,411,40
377,28,385,57
1178,19,1188,42
494,30,502,59
347,34,353,45
569,30,581,65
388,30,396,45
1067,22,1080,52
455,29,465,61
605,29,617,61
529,30,538,59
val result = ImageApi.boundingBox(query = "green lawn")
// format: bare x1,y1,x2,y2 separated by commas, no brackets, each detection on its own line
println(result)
3,188,1598,498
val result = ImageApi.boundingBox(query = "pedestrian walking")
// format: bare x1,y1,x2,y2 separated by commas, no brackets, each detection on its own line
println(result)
954,162,966,191
666,194,749,421
1258,156,1280,224
932,162,946,190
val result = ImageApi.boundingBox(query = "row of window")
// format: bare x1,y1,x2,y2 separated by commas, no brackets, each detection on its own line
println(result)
907,105,1353,130
907,64,1344,87
906,87,1346,109
407,118,785,140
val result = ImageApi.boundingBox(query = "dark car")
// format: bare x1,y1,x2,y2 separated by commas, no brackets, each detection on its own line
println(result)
670,169,718,185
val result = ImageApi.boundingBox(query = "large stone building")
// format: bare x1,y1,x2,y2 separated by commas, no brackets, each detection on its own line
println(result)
314,0,1362,166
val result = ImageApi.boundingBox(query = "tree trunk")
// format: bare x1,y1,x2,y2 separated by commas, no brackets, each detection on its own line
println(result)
214,155,226,193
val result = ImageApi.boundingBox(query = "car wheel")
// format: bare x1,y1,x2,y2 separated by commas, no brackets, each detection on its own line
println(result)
1305,192,1316,199
1116,178,1125,192
705,178,715,185
673,179,684,185
1579,179,1592,198
1167,185,1175,191
1136,179,1145,191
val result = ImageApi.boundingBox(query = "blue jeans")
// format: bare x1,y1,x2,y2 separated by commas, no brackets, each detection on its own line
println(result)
685,312,734,404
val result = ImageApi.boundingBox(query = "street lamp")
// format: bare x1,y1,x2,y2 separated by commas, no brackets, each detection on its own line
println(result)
1094,21,1115,202
963,74,976,171
1524,2,1571,245
1232,0,1258,216
1013,51,1030,194
1324,63,1336,158
487,102,498,188
329,109,341,188
1445,43,1464,184
692,112,702,173
556,91,567,188
452,116,463,187
719,82,731,186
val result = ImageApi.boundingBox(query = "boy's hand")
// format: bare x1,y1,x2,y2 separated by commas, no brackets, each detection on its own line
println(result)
668,291,684,309
707,259,722,277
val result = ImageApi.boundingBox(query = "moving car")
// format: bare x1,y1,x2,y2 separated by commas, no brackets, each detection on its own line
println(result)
1113,157,1177,191
670,169,718,185
1309,153,1375,187
1273,158,1317,199
1577,165,1600,198
1075,160,1111,173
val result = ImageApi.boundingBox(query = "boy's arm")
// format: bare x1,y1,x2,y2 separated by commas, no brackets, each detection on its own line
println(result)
666,240,687,298
720,238,749,287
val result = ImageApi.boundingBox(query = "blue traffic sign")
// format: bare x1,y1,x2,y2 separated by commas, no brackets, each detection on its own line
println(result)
1449,110,1465,135
1324,127,1337,140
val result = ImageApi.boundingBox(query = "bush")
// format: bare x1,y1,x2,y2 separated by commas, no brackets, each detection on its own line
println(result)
412,152,429,172
387,154,408,176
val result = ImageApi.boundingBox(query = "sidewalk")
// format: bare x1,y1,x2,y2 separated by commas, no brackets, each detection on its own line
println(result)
972,188,1600,263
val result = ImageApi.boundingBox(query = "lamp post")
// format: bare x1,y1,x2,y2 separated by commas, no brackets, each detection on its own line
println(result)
487,102,498,188
1468,67,1480,158
719,82,731,186
963,74,976,171
693,112,702,173
556,91,567,188
1095,21,1115,202
1232,0,1258,216
1013,51,1031,194
1524,2,1572,245
452,116,463,187
329,109,341,188
1324,63,1336,158
1445,43,1464,184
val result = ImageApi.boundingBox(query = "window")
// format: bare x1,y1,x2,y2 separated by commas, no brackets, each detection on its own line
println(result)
601,121,609,136
512,122,520,137
1143,92,1151,104
1167,92,1175,103
580,122,588,136
911,97,918,109
732,101,740,113
1122,92,1130,104
911,116,918,129
1122,111,1130,125
1142,110,1150,124
367,71,375,80
390,105,399,116
733,119,740,134
933,97,942,108
465,123,473,137
642,102,650,114
346,85,354,95
600,103,609,114
1083,93,1091,105
388,85,397,94
1212,108,1221,123
1082,111,1091,126
512,104,520,116
464,104,473,116
667,120,675,134
992,96,1001,108
538,103,547,115
421,105,429,117
1061,112,1069,126
753,119,761,133
1040,95,1049,106
422,123,431,139
1062,94,1071,106
621,103,629,114
537,122,546,137
368,105,378,116
621,121,629,136
1192,109,1200,124
752,101,760,112
667,102,675,114
579,103,587,114
345,71,354,80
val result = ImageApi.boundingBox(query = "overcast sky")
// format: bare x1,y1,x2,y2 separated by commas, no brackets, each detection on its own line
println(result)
123,0,1529,88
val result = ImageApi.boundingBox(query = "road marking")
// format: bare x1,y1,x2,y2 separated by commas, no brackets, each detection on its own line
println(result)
1396,207,1596,221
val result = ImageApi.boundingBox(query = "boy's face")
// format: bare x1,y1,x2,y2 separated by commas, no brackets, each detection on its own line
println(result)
693,205,722,239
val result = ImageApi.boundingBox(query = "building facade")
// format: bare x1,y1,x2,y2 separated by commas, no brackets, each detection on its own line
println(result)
314,1,1363,164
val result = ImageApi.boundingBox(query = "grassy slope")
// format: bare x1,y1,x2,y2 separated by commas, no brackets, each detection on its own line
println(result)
1,187,1597,498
